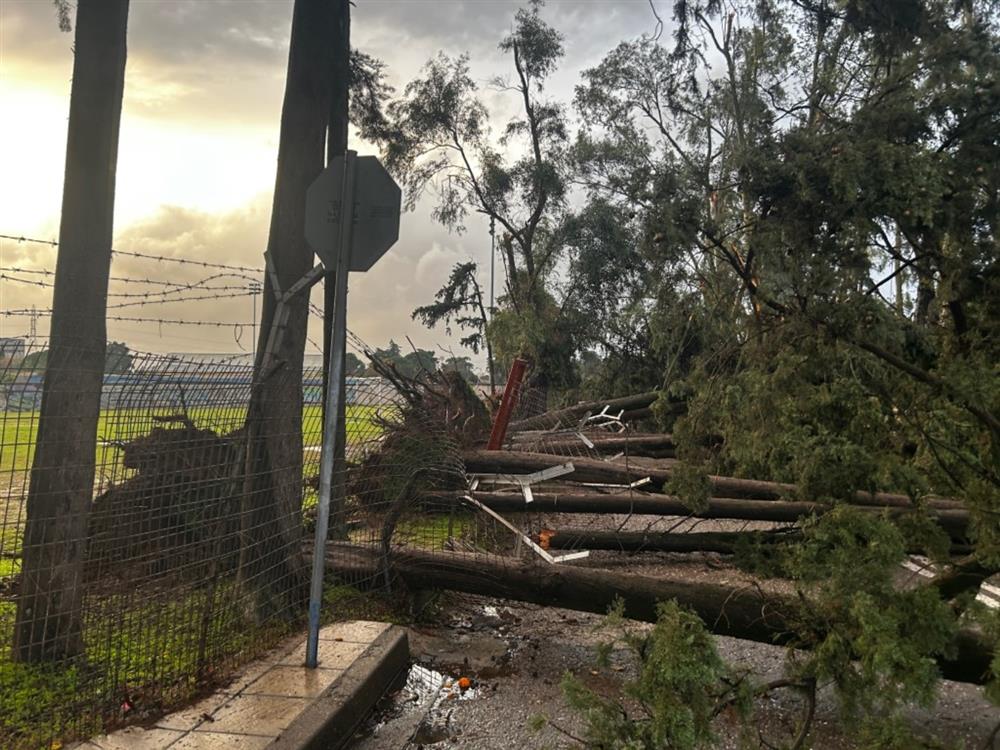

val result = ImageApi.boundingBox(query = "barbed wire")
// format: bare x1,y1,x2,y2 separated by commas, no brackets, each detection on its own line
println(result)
103,291,253,310
0,233,261,273
0,265,258,289
1,309,252,330
1,272,256,300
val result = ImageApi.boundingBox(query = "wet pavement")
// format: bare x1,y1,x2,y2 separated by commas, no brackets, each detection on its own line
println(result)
348,588,1000,750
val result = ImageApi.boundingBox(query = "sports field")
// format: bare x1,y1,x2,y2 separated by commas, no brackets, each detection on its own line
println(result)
0,404,386,474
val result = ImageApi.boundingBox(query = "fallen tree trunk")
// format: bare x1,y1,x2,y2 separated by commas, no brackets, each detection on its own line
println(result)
542,528,791,554
539,528,973,556
422,491,971,539
322,543,992,685
463,449,962,510
509,392,660,432
510,433,676,458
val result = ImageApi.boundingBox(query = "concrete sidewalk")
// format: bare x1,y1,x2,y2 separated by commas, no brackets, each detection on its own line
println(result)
74,621,408,750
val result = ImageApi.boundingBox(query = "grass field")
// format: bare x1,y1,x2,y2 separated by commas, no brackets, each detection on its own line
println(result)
0,396,397,747
0,403,390,576
0,404,387,476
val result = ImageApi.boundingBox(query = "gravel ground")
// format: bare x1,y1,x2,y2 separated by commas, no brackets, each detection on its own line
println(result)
349,563,999,750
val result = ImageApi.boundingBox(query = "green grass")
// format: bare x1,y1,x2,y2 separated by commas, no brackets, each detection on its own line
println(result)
0,578,408,748
0,402,393,747
321,584,409,625
394,513,473,549
0,404,387,477
0,581,297,749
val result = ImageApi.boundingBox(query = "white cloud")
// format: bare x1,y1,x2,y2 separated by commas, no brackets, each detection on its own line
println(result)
0,0,670,366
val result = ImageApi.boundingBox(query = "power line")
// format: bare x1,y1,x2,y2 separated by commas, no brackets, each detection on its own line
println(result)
0,233,261,273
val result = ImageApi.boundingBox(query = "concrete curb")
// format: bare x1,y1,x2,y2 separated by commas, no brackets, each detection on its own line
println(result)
268,625,410,750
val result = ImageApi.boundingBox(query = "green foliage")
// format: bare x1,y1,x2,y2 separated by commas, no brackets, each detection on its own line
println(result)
344,351,365,377
104,341,132,374
488,287,580,390
17,341,133,375
440,356,477,383
365,340,437,378
620,603,742,748
778,508,957,725
572,0,999,519
664,463,711,513
971,603,1000,708
672,335,913,502
412,262,493,380
383,2,582,389
557,600,748,750
18,349,47,372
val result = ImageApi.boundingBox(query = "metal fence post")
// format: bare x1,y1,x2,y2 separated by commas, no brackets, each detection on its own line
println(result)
306,150,356,668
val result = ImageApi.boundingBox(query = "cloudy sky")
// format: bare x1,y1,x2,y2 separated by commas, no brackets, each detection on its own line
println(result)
0,0,662,362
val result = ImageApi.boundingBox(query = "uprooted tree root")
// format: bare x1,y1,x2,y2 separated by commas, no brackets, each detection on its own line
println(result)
86,417,244,581
343,355,485,549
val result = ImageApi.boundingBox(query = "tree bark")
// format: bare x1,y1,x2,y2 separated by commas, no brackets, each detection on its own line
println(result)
241,0,335,620
510,432,675,457
509,391,659,432
424,491,970,539
463,449,962,510
13,0,129,663
323,544,992,684
542,528,793,553
540,528,972,556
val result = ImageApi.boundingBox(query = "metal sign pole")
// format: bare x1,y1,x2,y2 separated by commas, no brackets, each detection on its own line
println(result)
306,150,357,668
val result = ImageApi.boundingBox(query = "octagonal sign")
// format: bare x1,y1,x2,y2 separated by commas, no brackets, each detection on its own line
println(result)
305,154,401,272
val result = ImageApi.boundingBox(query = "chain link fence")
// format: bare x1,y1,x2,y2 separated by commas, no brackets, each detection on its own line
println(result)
0,334,678,749
0,340,406,748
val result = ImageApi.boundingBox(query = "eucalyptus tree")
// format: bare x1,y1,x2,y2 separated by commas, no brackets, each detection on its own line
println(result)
412,261,496,390
576,0,999,489
14,0,130,663
381,1,578,396
569,0,1000,740
242,0,340,619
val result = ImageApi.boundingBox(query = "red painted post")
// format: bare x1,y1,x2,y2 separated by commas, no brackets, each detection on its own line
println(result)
487,357,528,450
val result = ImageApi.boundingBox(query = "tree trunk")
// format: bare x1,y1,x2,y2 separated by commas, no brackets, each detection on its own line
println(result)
241,0,335,621
323,0,351,540
509,432,675,457
13,0,130,663
542,528,792,553
323,544,992,685
423,491,970,539
509,391,659,432
540,528,971,556
463,449,961,510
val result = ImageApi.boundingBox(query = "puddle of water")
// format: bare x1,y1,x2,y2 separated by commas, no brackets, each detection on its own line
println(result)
409,663,479,703
356,662,479,745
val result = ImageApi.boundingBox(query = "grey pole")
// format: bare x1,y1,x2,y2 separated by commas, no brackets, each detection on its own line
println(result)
306,150,357,668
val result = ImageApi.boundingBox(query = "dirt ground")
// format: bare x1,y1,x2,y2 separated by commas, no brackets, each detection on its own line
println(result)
349,550,999,750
